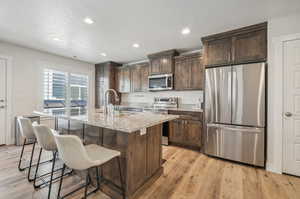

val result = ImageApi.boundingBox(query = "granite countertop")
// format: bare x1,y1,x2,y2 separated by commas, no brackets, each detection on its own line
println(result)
33,108,179,133
119,103,203,113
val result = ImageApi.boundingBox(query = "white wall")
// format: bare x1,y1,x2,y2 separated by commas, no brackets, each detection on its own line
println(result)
121,90,203,106
267,13,300,173
0,41,94,144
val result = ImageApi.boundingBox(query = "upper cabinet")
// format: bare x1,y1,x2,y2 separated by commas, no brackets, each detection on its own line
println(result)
174,53,204,90
202,22,267,67
115,66,131,93
130,62,149,92
95,61,121,108
232,29,267,64
203,38,232,67
148,49,179,75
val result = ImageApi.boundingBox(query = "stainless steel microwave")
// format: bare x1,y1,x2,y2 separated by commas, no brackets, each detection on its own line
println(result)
148,74,173,91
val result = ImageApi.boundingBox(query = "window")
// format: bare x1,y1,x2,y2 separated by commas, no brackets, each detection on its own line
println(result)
43,69,88,113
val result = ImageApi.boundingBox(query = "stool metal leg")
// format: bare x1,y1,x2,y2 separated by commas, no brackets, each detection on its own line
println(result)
27,141,36,182
82,123,85,144
84,169,90,199
57,164,66,199
48,151,57,199
18,139,27,171
58,166,100,199
33,148,43,188
95,167,100,190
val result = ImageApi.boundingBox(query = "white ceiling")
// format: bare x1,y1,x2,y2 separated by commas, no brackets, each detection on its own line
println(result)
0,0,299,64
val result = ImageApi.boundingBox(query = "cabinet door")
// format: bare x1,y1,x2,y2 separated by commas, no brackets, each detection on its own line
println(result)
169,119,184,143
190,57,204,90
204,38,232,67
140,64,149,92
123,67,131,93
174,60,190,90
185,120,202,147
160,56,173,74
115,68,122,92
131,65,141,92
150,59,161,75
233,29,267,64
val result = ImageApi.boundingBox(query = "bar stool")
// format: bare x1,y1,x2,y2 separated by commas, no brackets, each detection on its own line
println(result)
17,117,47,181
54,134,125,199
33,125,70,199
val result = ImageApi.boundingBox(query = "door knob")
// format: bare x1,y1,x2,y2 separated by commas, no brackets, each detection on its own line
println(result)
285,112,293,117
0,99,4,102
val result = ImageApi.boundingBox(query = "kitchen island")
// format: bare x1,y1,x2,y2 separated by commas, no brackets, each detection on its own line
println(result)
34,108,179,199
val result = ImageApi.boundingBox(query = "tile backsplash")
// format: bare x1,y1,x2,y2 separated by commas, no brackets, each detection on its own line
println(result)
121,90,203,105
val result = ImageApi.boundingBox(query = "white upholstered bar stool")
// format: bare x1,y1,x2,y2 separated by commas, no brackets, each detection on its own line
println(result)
17,117,41,181
54,134,125,199
33,125,66,199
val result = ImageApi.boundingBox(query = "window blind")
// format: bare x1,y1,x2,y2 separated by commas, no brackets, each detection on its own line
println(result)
70,73,88,101
43,69,88,109
44,69,67,101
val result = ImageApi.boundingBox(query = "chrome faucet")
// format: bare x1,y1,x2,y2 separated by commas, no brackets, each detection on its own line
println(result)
104,89,120,114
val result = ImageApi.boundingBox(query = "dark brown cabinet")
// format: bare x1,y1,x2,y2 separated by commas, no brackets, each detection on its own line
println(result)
169,119,184,143
95,61,121,108
115,66,131,93
140,63,149,91
233,29,267,64
203,38,232,67
149,58,161,75
202,22,267,67
148,49,178,75
185,120,202,147
130,62,149,92
168,110,202,149
174,53,204,90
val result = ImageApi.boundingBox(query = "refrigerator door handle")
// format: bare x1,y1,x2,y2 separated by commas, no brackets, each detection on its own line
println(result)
206,123,262,133
232,67,237,123
221,126,262,133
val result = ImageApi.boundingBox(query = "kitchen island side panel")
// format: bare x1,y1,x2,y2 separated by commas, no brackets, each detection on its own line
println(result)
84,124,163,199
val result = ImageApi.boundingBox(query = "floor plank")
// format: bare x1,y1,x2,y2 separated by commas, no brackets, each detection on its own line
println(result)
0,145,299,199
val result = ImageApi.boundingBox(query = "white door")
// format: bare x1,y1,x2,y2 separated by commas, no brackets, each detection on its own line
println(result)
0,58,7,145
283,39,300,176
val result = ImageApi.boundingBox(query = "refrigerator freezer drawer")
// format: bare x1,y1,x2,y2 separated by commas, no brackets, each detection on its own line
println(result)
205,124,265,167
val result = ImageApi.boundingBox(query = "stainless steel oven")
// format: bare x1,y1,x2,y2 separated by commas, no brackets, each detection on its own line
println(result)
148,74,173,91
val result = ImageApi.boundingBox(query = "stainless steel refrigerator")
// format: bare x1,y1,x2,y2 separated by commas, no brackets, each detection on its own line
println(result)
204,62,266,167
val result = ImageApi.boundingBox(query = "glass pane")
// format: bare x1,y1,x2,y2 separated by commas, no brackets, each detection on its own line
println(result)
70,73,88,109
149,77,166,89
43,69,67,109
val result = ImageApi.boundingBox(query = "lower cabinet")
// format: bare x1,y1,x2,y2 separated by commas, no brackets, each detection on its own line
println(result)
169,119,184,143
169,117,202,148
185,120,202,147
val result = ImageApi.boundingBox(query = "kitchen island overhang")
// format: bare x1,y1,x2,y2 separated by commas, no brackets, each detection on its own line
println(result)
33,109,179,199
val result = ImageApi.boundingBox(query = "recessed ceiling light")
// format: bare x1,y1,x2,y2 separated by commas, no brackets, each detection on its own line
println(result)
53,37,63,41
84,17,94,24
101,53,107,57
132,43,140,48
181,27,191,35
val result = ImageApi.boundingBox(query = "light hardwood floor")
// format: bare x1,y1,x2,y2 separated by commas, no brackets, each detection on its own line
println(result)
0,145,299,199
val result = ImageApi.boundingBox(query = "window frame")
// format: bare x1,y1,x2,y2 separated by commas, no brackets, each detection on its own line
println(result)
42,68,90,110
